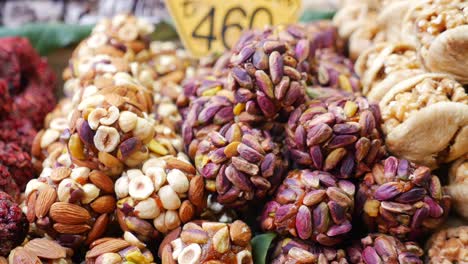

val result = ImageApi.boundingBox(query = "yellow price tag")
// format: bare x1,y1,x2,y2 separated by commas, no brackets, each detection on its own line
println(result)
165,0,301,57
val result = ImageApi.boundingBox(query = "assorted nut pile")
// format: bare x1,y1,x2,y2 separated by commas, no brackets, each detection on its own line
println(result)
0,5,466,263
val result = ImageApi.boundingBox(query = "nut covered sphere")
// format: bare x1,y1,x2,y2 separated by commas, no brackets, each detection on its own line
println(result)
346,233,424,264
286,96,385,178
195,122,287,208
0,141,34,191
356,156,451,240
271,237,348,264
0,191,29,257
261,169,355,246
159,220,253,264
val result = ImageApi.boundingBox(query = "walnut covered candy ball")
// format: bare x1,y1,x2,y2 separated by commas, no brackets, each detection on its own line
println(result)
270,237,348,264
195,122,287,208
426,226,468,264
0,191,28,257
356,156,451,240
380,73,468,168
346,233,423,264
445,155,468,220
115,155,205,241
159,220,253,264
261,169,355,246
85,233,154,264
286,96,385,178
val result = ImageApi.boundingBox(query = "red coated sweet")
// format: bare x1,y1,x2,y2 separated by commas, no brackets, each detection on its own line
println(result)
0,191,28,256
0,141,34,191
0,117,37,152
0,165,19,202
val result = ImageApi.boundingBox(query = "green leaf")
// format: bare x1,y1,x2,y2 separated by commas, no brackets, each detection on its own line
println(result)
251,232,277,264
0,23,93,55
300,10,336,22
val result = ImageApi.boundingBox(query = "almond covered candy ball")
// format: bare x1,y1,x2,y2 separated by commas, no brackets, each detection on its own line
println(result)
261,169,355,246
115,155,205,242
159,220,253,264
356,156,451,240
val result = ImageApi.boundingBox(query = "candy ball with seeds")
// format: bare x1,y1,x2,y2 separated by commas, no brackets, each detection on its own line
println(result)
356,156,451,240
346,233,423,264
0,191,28,257
115,155,205,241
181,89,235,159
261,169,355,246
426,226,468,264
85,233,155,264
270,237,348,264
159,220,253,264
195,122,287,208
24,165,116,248
286,96,385,178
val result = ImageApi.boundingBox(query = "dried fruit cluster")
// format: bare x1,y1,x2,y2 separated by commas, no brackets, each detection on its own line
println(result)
0,191,28,257
426,225,468,263
0,37,56,199
159,220,253,264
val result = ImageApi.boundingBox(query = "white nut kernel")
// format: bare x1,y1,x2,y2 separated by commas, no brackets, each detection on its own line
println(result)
164,210,181,231
87,33,108,49
129,175,154,200
133,117,155,143
158,185,181,210
118,111,138,133
126,169,144,181
57,179,81,202
70,167,90,184
95,252,122,264
88,108,108,130
93,126,120,152
154,212,167,233
177,243,202,264
115,176,129,199
146,167,166,191
57,153,72,167
134,198,160,219
77,94,105,111
25,179,48,197
171,238,184,260
100,105,119,126
81,183,100,204
167,169,189,194
142,158,166,174
49,117,69,131
123,231,146,249
40,129,60,148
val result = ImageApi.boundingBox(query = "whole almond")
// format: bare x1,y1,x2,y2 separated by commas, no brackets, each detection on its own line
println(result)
90,195,116,214
89,170,114,193
27,191,38,223
86,239,130,258
9,248,41,264
161,244,176,264
165,157,196,175
85,214,109,245
50,167,72,182
49,202,91,224
35,186,57,218
188,175,205,208
0,257,6,264
179,200,195,223
24,238,66,259
53,223,91,234
31,130,44,158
